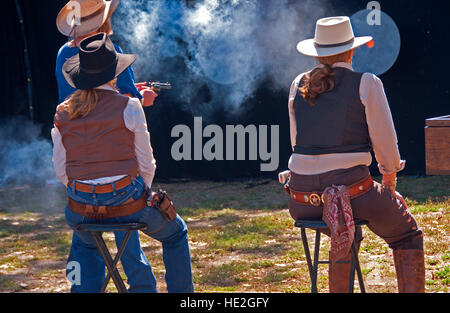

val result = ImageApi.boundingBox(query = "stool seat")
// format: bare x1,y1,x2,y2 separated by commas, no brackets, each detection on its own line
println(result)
76,223,147,232
76,222,148,293
295,219,368,229
294,218,368,293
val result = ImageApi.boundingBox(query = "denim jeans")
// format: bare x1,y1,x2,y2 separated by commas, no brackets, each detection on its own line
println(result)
64,176,194,293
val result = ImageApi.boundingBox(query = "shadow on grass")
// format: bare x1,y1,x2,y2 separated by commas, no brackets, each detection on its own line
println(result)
0,219,43,237
395,175,449,203
196,261,248,287
0,214,67,237
0,259,66,292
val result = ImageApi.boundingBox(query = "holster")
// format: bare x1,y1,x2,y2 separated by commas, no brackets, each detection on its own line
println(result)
148,190,177,221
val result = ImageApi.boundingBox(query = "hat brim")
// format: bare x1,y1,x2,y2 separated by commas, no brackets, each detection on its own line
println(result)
62,53,136,90
57,0,115,37
109,0,121,17
297,36,373,57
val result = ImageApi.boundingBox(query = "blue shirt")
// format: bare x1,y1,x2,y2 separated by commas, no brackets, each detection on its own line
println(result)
55,42,143,103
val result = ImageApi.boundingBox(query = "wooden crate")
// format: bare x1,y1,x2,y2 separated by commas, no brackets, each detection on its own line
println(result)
425,115,450,175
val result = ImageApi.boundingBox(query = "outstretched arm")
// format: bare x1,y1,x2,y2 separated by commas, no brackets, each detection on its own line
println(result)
123,97,157,189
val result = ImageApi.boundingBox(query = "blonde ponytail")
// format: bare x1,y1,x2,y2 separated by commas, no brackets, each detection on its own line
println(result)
67,89,98,120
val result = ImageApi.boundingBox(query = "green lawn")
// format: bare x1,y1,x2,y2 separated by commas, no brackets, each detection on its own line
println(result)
0,175,448,293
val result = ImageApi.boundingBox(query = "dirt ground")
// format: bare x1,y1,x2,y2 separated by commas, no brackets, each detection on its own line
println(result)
0,176,448,293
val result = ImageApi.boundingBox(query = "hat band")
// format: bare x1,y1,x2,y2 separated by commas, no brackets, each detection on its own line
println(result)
314,37,355,48
80,55,119,74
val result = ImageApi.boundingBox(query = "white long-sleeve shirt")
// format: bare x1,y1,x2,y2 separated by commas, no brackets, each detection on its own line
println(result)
288,62,405,175
51,85,156,189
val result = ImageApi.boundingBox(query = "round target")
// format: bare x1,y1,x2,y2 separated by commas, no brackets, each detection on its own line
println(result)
350,9,401,75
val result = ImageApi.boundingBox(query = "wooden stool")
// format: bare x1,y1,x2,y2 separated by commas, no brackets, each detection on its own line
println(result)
76,223,147,293
294,219,368,293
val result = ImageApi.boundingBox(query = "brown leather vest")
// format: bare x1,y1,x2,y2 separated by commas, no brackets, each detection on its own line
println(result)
54,89,138,183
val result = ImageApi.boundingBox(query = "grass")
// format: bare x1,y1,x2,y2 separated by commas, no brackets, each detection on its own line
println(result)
0,175,448,293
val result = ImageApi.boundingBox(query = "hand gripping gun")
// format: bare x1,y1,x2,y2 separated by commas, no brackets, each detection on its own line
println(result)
148,82,172,94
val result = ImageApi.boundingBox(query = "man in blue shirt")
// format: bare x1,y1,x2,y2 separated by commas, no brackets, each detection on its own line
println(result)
55,0,157,105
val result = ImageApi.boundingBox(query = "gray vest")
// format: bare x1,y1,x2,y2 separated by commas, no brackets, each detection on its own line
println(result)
293,67,371,155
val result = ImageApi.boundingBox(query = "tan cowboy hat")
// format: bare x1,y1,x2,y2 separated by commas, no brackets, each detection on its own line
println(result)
297,16,373,57
56,0,121,37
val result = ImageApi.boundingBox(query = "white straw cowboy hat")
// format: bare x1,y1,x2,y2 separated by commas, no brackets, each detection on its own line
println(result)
56,0,121,37
297,16,373,57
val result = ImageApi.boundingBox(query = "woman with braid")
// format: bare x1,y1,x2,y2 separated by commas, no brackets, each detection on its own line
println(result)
285,17,424,293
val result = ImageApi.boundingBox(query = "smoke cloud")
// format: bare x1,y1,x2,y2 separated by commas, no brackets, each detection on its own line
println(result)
0,117,57,188
1,1,333,187
112,0,330,114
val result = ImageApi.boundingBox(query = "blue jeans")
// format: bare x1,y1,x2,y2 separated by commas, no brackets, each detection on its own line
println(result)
64,176,194,293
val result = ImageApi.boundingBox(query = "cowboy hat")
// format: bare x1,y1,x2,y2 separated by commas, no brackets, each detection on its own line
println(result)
62,33,136,90
56,0,121,37
297,16,373,57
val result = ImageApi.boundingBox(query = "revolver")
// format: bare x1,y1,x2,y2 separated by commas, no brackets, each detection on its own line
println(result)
149,82,172,94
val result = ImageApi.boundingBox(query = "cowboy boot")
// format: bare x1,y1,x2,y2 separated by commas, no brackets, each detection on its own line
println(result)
328,237,362,293
329,251,353,293
393,249,425,293
328,224,364,293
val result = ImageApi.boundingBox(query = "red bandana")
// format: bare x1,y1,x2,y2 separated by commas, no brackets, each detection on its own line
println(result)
322,185,355,262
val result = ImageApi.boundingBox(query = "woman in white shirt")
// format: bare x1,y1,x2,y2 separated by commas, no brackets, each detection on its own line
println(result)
52,33,193,293
286,17,424,293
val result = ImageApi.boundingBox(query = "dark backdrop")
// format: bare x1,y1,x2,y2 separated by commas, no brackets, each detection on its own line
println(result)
1,0,449,180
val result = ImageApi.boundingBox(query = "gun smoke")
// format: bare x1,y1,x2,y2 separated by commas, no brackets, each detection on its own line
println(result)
0,1,333,187
112,0,330,115
0,117,67,214
0,117,57,188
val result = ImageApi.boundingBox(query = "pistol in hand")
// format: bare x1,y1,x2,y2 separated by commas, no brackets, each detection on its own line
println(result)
149,82,172,94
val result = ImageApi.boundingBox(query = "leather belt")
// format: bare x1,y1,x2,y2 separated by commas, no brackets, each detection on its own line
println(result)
68,191,148,220
284,175,374,207
68,176,134,194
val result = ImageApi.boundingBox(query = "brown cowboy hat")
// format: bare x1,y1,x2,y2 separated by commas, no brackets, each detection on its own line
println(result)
62,33,136,90
56,0,121,37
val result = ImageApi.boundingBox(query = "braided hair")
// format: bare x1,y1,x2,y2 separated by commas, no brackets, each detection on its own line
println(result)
298,49,353,106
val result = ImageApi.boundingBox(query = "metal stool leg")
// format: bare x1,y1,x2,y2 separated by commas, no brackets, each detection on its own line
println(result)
348,256,356,293
296,219,367,293
311,230,321,293
351,243,366,293
300,228,324,293
300,228,314,285
100,230,133,293
91,231,129,293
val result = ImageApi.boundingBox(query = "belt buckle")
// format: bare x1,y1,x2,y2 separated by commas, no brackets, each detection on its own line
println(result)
309,193,322,207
